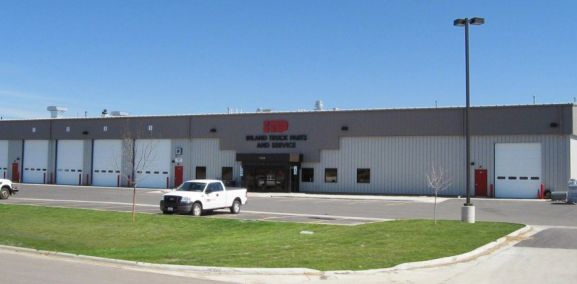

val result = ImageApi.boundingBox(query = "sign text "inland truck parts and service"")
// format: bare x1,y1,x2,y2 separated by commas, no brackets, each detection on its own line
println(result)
245,120,307,149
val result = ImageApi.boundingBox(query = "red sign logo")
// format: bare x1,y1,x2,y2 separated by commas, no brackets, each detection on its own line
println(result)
263,120,288,133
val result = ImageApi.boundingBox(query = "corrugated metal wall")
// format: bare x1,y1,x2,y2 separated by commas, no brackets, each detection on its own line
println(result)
189,139,240,183
300,135,569,195
300,136,465,195
471,135,569,193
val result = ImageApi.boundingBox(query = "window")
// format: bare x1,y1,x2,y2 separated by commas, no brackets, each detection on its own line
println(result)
196,166,206,179
103,126,108,132
208,182,223,192
357,168,370,183
66,126,70,132
302,168,314,182
222,167,233,181
325,168,337,183
147,125,153,131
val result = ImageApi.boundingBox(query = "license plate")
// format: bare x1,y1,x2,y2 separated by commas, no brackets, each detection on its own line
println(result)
167,207,173,212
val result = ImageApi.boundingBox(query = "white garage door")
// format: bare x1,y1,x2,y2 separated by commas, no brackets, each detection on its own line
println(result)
23,140,49,184
134,139,171,188
0,141,8,179
56,140,84,185
495,143,542,199
92,139,122,187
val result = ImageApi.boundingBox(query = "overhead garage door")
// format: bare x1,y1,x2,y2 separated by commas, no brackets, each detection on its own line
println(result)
56,140,84,185
0,141,7,179
23,140,49,184
92,139,122,187
495,143,542,199
134,139,171,188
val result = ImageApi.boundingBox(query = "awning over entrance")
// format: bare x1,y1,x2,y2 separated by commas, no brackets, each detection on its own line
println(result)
236,153,302,164
236,153,302,193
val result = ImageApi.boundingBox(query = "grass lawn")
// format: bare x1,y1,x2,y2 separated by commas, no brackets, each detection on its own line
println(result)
0,204,523,271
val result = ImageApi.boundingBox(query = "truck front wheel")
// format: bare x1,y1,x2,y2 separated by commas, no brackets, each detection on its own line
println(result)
0,187,9,199
230,199,241,214
191,202,203,216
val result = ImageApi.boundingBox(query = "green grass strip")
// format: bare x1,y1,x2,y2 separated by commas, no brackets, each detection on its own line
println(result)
0,204,522,271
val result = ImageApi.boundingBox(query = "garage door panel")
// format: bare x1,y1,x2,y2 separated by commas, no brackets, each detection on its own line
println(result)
23,140,49,184
495,143,541,199
92,140,122,187
0,141,7,179
56,140,84,185
134,139,170,188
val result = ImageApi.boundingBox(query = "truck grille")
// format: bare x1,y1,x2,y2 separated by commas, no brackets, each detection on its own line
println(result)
163,195,181,207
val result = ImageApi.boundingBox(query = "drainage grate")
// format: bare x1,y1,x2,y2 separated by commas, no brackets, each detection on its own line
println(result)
308,216,337,221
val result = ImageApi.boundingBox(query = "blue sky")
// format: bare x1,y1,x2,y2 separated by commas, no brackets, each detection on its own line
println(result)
0,0,576,119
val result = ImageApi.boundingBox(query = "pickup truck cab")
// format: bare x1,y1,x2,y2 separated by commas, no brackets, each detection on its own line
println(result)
160,179,247,216
0,179,18,199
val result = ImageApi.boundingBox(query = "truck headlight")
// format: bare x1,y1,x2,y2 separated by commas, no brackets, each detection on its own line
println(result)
181,196,191,203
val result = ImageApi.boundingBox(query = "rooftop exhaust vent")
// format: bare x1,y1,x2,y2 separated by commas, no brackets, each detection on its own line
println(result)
314,100,324,111
47,106,67,118
110,111,129,117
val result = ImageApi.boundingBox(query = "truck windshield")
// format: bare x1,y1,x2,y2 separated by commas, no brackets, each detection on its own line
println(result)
177,182,206,192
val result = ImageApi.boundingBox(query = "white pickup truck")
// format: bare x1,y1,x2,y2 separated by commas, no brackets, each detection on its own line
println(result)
0,179,18,199
160,179,247,216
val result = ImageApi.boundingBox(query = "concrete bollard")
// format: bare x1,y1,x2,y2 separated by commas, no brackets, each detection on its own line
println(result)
461,205,476,223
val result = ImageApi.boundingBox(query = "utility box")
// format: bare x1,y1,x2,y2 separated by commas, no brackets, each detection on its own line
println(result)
568,180,577,204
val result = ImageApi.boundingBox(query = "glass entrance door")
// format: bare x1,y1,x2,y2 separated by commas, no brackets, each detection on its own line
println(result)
243,166,288,192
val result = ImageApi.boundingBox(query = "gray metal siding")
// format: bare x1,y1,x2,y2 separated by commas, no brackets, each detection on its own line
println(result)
300,136,465,195
190,139,240,183
472,135,569,193
300,135,569,196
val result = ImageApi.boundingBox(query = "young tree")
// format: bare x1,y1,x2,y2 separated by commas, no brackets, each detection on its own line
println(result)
426,166,452,224
114,123,158,223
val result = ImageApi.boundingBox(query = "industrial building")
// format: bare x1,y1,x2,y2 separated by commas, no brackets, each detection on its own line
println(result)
0,103,575,199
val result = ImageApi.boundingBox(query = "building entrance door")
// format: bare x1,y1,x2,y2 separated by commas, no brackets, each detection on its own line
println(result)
244,166,288,192
236,153,302,193
174,165,184,187
475,168,488,197
12,162,20,182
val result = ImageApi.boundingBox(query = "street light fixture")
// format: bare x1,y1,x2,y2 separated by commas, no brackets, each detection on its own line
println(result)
454,17,484,223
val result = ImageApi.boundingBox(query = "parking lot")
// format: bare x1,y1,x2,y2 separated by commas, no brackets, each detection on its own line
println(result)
2,185,390,226
3,183,577,227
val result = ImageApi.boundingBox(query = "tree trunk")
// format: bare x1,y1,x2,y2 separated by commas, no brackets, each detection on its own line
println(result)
434,191,437,224
132,185,136,223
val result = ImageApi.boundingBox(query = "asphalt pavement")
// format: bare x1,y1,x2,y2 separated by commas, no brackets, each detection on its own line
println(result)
2,183,577,284
6,183,577,226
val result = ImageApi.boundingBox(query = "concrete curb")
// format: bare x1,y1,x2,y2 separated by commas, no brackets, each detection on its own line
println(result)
0,225,531,276
328,224,533,275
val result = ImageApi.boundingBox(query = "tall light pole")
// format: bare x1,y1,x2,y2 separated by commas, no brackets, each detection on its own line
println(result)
454,17,484,223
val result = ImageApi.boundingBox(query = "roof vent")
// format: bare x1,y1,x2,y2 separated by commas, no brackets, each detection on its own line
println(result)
110,111,129,117
314,100,324,111
46,106,67,118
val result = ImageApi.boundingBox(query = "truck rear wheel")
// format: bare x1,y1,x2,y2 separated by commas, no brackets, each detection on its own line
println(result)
191,202,203,216
0,187,9,199
230,199,241,214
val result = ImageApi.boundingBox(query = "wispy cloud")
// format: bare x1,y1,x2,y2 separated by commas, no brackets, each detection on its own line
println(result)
0,107,43,119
